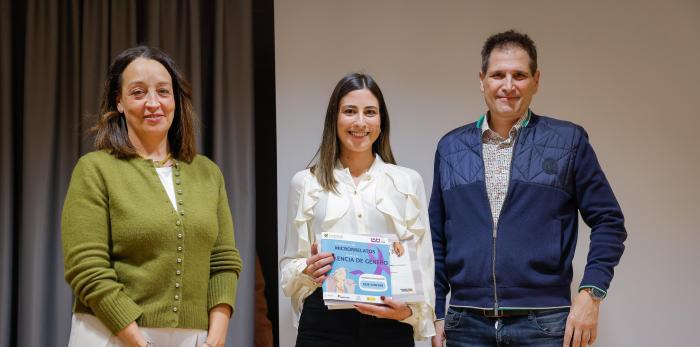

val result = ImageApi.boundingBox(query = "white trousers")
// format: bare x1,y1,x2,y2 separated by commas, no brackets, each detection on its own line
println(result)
68,313,208,347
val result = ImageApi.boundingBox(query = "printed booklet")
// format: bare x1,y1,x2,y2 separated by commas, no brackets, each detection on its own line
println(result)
319,232,423,309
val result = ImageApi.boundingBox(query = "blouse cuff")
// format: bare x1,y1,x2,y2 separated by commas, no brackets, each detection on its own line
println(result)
400,303,420,326
281,258,319,313
400,302,436,340
283,258,314,283
294,258,309,274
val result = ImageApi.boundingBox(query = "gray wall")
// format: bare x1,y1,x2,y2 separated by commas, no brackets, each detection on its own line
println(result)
275,1,700,346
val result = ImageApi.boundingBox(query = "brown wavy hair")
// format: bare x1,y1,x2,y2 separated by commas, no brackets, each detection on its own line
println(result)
310,73,396,193
91,45,198,162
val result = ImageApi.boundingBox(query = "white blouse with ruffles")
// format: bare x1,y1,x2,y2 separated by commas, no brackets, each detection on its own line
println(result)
280,156,436,340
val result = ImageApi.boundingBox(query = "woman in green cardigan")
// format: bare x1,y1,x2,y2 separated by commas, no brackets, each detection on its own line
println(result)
62,46,242,347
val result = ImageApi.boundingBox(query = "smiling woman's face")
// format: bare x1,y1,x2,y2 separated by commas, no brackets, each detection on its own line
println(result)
117,57,176,145
336,88,381,157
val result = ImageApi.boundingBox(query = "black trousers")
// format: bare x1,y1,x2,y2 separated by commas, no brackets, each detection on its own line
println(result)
295,289,415,347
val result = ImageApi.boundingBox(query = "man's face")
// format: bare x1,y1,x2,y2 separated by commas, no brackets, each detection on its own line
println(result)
480,46,540,121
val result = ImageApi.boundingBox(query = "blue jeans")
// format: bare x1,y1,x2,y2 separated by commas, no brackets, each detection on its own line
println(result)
444,306,569,347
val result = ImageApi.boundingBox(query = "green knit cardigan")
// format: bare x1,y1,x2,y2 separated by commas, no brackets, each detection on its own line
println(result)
62,150,243,333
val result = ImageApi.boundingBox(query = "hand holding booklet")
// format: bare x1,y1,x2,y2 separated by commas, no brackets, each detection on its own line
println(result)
320,232,423,309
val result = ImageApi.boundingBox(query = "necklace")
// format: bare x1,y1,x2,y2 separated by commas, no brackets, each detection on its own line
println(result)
152,153,172,168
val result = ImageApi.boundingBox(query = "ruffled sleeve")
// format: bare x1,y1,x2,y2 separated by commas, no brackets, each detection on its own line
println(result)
378,166,437,340
279,170,323,326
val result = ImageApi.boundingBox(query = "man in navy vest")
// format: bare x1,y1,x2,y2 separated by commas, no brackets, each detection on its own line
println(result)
429,30,626,347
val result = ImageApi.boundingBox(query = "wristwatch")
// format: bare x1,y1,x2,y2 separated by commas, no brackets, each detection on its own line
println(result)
581,287,606,302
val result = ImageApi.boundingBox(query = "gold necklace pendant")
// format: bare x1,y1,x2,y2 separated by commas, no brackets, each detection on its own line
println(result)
153,153,172,168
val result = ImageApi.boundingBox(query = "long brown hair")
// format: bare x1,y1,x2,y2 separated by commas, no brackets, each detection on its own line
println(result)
91,45,198,162
310,73,396,193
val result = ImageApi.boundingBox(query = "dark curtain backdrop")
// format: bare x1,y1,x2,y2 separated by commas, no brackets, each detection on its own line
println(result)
0,1,265,346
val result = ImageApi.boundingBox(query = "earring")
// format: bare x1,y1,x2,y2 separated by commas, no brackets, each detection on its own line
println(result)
117,104,124,113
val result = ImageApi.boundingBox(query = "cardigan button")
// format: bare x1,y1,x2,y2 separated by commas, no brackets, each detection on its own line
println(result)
178,200,183,205
176,220,181,226
175,282,180,288
176,270,181,275
177,258,182,263
177,246,183,251
177,189,183,195
180,211,185,216
177,233,183,239
175,179,181,185
173,307,178,312
174,295,179,300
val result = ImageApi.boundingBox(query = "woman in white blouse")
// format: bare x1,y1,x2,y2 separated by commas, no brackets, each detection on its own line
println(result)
280,73,436,346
